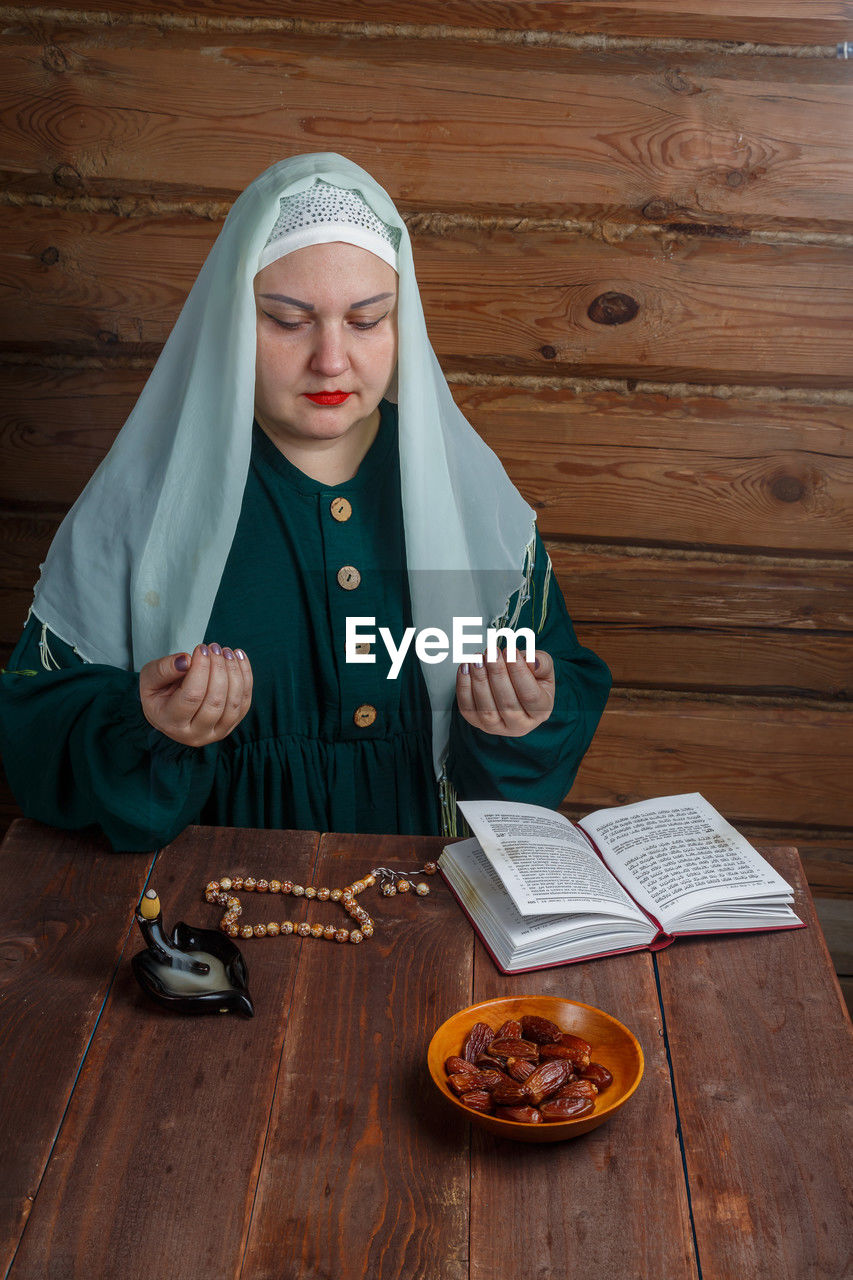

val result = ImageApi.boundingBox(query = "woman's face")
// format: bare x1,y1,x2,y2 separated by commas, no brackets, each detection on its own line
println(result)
253,241,398,449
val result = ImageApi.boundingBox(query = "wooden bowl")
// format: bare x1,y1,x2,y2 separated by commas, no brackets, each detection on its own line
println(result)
427,995,644,1143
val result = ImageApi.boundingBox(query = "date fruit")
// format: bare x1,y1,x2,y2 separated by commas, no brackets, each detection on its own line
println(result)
449,1068,506,1094
539,1096,595,1121
523,1059,573,1107
506,1056,537,1083
581,1062,613,1091
445,1056,477,1076
443,1010,615,1127
539,1044,581,1063
558,1033,592,1069
491,1079,529,1107
460,1089,493,1113
475,1054,504,1071
474,1068,506,1090
554,1079,598,1101
448,1072,483,1096
519,1015,563,1044
495,1105,542,1124
462,1021,496,1063
488,1038,539,1061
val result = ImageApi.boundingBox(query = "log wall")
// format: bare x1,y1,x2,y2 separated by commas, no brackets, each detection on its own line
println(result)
0,6,851,945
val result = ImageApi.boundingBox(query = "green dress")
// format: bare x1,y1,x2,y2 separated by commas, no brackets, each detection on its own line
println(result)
0,402,610,851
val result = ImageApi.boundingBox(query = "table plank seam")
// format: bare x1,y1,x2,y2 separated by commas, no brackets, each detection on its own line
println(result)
467,1135,473,1280
2,848,158,1280
238,833,323,1279
656,851,853,1280
467,950,475,1280
652,952,704,1280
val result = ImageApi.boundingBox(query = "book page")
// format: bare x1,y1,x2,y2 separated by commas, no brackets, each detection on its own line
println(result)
439,839,658,970
579,793,793,925
444,840,603,945
456,800,646,920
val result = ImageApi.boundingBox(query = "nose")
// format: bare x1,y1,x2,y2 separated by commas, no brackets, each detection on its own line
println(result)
309,325,350,378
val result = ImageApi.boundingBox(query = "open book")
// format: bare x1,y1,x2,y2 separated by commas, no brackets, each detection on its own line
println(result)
439,793,804,974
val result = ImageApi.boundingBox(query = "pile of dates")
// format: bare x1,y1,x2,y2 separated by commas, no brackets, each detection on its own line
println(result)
445,1014,613,1124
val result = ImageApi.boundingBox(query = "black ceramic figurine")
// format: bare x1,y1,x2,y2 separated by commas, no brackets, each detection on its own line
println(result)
132,888,254,1016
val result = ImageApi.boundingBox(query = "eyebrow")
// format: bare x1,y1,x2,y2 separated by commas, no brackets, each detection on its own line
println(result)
259,291,395,311
350,292,395,310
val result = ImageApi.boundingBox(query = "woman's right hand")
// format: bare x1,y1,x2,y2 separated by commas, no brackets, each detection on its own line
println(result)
139,643,253,746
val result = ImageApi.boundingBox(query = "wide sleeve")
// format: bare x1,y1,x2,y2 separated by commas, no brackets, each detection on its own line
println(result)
0,613,220,852
446,529,611,812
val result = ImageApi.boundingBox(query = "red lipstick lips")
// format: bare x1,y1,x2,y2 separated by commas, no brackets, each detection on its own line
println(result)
304,391,351,406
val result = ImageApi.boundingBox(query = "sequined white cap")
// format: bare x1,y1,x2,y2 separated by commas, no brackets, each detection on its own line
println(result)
258,179,401,271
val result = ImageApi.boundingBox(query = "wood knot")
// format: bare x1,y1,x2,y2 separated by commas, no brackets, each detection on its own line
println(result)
587,293,639,326
40,246,60,266
770,474,806,504
726,170,745,188
642,198,676,221
539,345,558,360
53,163,83,189
97,329,119,345
663,67,699,95
42,45,69,73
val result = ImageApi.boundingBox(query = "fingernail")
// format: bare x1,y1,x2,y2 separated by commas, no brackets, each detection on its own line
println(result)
210,643,222,656
534,658,540,670
175,654,189,672
200,644,209,657
461,662,469,676
223,647,235,660
474,654,483,668
235,649,246,660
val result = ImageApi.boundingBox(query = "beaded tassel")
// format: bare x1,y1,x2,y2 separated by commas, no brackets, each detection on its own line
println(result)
204,861,437,944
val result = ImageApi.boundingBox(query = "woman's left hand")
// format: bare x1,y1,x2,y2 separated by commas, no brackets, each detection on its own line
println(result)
455,648,555,737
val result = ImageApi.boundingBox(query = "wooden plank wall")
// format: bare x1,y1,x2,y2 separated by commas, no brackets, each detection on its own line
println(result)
1,4,851,972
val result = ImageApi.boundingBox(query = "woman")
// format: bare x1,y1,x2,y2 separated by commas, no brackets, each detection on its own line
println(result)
0,154,610,850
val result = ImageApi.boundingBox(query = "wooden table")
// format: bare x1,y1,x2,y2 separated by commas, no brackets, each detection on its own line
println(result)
1,820,850,1280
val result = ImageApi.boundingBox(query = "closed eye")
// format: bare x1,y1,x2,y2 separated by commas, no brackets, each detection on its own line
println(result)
262,310,391,332
263,312,305,330
351,313,389,331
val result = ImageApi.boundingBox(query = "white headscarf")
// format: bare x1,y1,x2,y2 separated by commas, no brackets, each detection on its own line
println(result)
31,153,536,777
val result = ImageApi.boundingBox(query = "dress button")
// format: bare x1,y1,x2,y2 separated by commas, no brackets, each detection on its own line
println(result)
337,565,361,590
354,704,377,728
330,496,352,522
